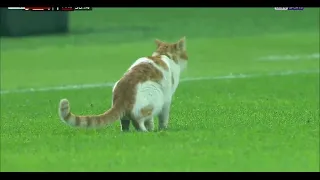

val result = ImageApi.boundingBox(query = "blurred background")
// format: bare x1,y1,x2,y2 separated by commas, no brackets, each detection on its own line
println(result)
1,8,319,49
0,8,319,90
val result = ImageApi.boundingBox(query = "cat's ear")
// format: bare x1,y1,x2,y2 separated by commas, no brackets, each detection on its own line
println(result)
176,36,186,51
155,39,163,47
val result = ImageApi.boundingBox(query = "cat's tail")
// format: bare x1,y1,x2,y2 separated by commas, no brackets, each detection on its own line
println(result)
58,99,122,128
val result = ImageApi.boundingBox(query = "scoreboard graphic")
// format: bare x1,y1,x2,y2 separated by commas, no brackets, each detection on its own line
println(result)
7,7,92,11
274,7,304,11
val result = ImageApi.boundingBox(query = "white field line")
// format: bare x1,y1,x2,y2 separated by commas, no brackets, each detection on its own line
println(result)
257,53,320,61
0,69,319,96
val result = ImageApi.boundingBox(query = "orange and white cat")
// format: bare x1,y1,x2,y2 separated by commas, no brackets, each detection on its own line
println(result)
59,37,188,132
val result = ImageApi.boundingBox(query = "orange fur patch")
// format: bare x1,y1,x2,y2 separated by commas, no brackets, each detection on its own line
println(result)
113,62,163,118
75,116,81,126
180,51,188,60
140,105,153,117
153,38,187,64
86,116,91,126
170,54,179,63
147,55,169,70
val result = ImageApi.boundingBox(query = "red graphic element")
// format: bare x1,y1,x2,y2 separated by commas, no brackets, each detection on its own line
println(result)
61,7,74,11
24,7,51,11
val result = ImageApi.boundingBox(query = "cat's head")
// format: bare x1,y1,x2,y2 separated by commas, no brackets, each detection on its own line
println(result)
153,37,188,70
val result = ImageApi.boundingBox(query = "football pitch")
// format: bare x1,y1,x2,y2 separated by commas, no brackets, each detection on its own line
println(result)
1,8,319,172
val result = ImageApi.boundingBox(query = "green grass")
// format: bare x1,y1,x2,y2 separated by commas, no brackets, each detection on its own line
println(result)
1,8,319,172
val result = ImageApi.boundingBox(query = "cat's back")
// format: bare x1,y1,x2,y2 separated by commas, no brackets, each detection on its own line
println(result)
119,56,171,87
112,56,170,109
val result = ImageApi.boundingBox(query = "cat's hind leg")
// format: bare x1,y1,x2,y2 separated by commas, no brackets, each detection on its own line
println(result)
120,118,131,132
144,117,154,132
158,102,171,130
132,119,148,132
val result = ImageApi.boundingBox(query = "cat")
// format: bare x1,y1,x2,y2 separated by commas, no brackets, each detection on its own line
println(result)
58,37,188,132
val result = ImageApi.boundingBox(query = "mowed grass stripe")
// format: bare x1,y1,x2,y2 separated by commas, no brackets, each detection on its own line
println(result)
1,69,318,95
1,73,318,172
